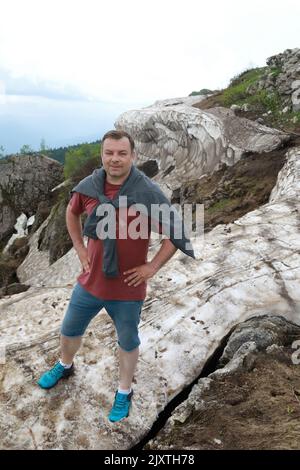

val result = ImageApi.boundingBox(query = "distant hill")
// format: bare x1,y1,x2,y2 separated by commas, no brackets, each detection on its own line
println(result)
44,140,101,164
0,139,101,165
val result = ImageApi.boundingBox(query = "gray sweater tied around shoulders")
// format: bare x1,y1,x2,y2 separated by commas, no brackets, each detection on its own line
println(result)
70,164,195,278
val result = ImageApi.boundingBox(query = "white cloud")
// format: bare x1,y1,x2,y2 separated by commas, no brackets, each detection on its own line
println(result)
0,0,299,104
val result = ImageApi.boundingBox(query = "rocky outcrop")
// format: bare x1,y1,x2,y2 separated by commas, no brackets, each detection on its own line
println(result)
0,214,31,296
172,137,291,231
219,315,300,365
151,95,208,108
2,213,34,254
37,198,73,265
115,102,289,193
0,155,63,242
147,315,300,450
0,144,299,449
247,48,300,112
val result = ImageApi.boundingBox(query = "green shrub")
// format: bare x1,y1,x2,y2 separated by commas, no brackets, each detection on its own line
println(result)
221,67,267,106
189,89,213,96
247,89,282,114
269,66,282,78
64,142,101,179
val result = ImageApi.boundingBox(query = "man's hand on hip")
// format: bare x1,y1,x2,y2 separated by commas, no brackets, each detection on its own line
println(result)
123,262,158,287
76,245,90,273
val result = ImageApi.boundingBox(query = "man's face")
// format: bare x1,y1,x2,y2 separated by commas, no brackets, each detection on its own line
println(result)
101,137,135,183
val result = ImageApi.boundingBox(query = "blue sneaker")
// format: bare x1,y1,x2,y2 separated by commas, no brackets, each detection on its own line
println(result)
108,390,133,422
37,362,74,389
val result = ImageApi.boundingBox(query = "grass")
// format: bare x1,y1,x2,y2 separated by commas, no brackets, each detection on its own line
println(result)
210,64,299,132
206,197,240,214
220,67,267,106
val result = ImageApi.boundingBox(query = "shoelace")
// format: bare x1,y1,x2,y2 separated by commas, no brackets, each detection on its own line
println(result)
48,363,65,379
113,393,128,411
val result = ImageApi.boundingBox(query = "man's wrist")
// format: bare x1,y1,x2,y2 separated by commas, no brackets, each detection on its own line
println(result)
148,260,161,273
73,240,85,251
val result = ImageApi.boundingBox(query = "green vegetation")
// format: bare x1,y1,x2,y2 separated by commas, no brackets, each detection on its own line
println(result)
205,64,300,131
3,139,101,166
64,142,101,179
19,144,34,154
189,89,213,96
206,197,240,214
220,67,267,106
269,66,282,79
39,138,48,152
0,145,5,158
46,139,101,165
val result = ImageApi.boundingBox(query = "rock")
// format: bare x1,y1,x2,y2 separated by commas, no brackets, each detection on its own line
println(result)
241,103,250,112
30,201,53,234
5,236,29,259
250,48,300,112
0,155,63,242
37,198,73,265
3,213,28,254
291,80,300,90
230,104,241,112
291,87,300,112
115,102,289,192
266,344,284,354
0,282,30,297
146,316,300,450
152,95,208,107
172,136,289,232
219,315,300,365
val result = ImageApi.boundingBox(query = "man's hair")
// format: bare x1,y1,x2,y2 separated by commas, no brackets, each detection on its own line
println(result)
101,130,135,153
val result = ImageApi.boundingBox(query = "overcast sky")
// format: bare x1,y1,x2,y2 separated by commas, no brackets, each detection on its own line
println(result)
0,0,299,153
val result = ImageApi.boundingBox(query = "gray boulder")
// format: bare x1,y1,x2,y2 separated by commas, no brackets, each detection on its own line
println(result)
0,154,63,242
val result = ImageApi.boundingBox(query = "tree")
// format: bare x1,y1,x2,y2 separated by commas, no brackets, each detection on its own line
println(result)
64,143,100,179
40,138,48,152
19,144,34,154
0,145,5,158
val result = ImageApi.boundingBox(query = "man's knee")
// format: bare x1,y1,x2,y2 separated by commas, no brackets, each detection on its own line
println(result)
117,332,140,352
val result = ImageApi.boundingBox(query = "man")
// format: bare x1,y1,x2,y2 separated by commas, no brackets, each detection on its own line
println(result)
37,130,194,423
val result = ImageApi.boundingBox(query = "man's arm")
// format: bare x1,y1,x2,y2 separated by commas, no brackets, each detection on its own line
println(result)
149,238,178,272
123,238,177,287
66,203,90,272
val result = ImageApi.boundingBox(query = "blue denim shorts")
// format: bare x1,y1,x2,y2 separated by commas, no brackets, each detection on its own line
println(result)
60,282,144,352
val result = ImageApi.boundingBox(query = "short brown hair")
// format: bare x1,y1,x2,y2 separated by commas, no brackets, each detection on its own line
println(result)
101,130,135,153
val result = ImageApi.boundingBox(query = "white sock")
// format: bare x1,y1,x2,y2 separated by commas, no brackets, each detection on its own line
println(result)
59,359,73,369
117,387,132,395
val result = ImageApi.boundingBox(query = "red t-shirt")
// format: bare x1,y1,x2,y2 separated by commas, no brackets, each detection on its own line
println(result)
69,180,160,300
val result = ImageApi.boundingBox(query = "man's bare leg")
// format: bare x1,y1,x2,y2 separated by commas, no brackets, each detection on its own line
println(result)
118,346,139,390
60,334,82,364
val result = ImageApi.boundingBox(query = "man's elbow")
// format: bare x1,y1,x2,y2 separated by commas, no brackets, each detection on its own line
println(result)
163,238,178,251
